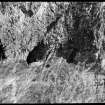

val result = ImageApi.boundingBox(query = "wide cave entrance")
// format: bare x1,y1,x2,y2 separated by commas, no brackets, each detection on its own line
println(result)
56,2,99,64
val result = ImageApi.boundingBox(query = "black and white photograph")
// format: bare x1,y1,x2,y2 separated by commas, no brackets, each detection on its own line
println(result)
0,2,105,103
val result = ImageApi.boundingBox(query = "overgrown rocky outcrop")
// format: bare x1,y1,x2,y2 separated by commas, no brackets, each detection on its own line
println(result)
0,2,105,104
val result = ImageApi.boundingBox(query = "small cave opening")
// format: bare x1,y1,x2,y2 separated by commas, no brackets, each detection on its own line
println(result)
60,2,99,64
0,40,7,62
45,64,50,68
56,28,97,64
26,39,48,65
56,40,79,64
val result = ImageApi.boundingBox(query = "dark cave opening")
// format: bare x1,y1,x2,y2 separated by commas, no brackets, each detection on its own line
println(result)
0,40,7,62
56,28,97,64
56,40,79,64
26,40,48,65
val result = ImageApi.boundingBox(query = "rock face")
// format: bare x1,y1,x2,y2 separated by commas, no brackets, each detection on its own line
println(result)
26,39,48,65
26,3,99,65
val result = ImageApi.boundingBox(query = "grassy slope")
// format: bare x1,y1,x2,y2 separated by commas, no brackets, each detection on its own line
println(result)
0,58,105,103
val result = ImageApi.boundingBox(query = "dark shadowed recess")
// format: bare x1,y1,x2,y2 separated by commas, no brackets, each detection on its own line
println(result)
56,40,79,64
19,5,33,17
56,31,97,64
56,19,97,64
0,40,7,61
26,39,48,65
56,2,99,64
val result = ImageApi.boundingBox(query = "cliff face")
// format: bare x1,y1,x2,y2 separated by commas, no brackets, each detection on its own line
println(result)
0,2,102,65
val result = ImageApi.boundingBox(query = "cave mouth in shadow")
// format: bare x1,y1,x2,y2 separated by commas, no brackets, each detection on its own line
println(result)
26,40,48,65
56,43,79,64
0,40,7,62
56,37,98,65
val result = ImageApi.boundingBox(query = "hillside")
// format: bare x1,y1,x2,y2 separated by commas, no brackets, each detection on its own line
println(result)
0,2,105,103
